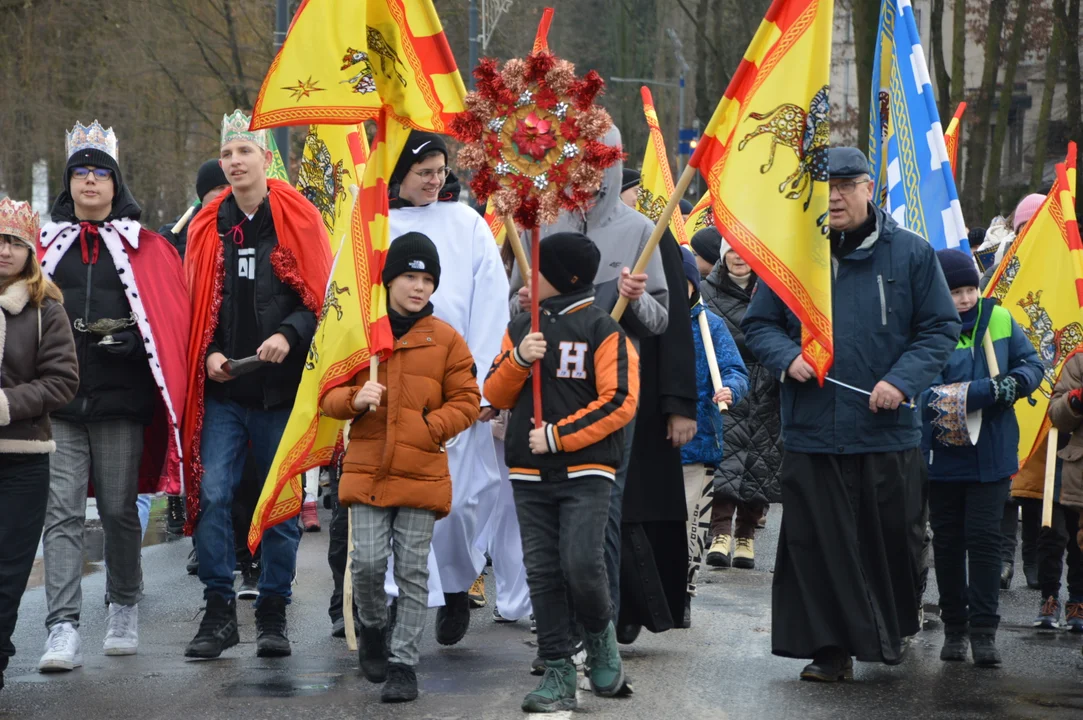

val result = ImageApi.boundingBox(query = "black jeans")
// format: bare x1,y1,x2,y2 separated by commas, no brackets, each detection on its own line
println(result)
1037,502,1083,600
513,473,612,660
929,477,1011,629
325,456,354,623
1001,497,1040,571
0,454,50,672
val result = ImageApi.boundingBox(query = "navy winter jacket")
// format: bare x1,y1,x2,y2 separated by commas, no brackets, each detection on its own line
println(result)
681,303,749,466
919,299,1044,482
741,206,961,454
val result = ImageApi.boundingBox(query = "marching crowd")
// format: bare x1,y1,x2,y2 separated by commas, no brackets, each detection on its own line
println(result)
2,110,1083,713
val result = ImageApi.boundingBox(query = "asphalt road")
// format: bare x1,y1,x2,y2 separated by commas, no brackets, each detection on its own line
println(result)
3,504,1083,719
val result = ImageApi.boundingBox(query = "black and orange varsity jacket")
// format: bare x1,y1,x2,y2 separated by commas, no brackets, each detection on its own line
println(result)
484,287,639,482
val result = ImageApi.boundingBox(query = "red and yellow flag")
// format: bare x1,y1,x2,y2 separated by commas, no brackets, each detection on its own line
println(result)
636,87,690,245
683,192,713,239
688,0,834,381
296,124,371,253
944,102,966,179
250,0,465,133
249,112,406,551
985,143,1080,470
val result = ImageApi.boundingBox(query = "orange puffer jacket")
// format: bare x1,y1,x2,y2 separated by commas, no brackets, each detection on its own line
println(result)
320,314,480,518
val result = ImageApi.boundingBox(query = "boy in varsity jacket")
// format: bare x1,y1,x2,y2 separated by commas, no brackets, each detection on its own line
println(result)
485,231,639,713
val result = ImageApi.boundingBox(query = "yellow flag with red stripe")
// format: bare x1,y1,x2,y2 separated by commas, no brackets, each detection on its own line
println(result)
688,0,834,381
251,0,465,133
985,143,1081,469
296,124,371,253
249,113,407,552
636,87,690,245
943,102,966,179
683,192,713,240
483,198,506,247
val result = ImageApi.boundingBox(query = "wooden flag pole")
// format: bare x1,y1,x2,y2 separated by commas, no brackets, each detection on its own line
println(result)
343,507,357,650
171,204,197,235
982,332,1001,377
530,227,543,429
696,300,728,412
368,357,379,412
504,216,531,280
612,163,697,322
1042,427,1060,528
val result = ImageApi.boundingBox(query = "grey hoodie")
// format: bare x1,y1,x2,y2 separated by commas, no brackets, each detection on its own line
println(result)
508,125,669,345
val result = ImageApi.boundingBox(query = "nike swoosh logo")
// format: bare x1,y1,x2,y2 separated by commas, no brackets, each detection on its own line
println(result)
411,141,432,155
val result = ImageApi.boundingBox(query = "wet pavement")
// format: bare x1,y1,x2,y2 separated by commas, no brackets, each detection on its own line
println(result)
4,505,1083,719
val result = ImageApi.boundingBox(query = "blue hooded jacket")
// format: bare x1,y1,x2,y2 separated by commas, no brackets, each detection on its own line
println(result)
741,205,961,454
681,303,750,466
919,298,1044,482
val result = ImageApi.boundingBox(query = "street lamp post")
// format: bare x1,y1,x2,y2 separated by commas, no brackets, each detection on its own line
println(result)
274,0,289,165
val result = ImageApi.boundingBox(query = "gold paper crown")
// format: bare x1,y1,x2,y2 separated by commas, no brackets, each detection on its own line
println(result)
221,110,269,150
65,120,118,161
0,198,41,247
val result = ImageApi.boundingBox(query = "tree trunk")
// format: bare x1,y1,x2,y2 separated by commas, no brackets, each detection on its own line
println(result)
961,0,1008,220
930,0,952,125
851,0,881,153
1030,0,1066,188
982,0,1031,220
1064,0,1082,156
950,0,967,108
694,0,711,126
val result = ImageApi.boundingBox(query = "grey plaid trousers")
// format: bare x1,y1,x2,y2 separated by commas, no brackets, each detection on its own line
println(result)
349,504,436,666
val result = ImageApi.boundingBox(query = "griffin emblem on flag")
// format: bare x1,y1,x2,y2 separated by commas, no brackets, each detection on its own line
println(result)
297,128,352,233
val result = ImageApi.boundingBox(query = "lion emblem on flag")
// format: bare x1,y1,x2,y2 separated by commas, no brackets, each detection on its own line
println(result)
297,130,351,234
738,86,831,232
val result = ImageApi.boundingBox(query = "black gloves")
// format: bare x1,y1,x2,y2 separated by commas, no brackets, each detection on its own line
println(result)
97,330,141,357
991,374,1020,409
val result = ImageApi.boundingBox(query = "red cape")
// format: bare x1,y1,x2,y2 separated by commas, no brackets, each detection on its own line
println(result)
37,224,190,497
182,179,332,534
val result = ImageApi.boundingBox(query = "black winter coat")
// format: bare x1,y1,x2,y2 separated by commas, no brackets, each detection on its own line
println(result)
50,235,156,425
700,262,782,507
622,234,698,524
206,197,316,411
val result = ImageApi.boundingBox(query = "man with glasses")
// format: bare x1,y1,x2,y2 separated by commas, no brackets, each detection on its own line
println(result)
742,147,959,682
348,130,509,648
36,120,189,671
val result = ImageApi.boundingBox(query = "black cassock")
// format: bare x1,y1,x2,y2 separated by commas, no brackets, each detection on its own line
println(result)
771,448,928,663
618,234,698,633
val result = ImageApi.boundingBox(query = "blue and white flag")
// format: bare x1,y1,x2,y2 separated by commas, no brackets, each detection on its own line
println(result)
868,0,968,252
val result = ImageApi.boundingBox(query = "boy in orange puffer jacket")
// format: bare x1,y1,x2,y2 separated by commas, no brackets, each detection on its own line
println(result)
320,232,480,703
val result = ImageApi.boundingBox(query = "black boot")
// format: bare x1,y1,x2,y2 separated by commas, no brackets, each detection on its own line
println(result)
185,592,240,658
970,627,1002,667
1000,562,1014,590
359,625,389,683
167,496,186,536
381,662,418,702
800,646,853,682
1023,563,1040,589
255,595,292,657
435,592,470,646
616,623,641,645
940,624,969,662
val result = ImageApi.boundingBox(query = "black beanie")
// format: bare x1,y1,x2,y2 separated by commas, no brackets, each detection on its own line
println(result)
690,226,722,267
384,232,441,289
65,148,121,195
621,168,641,193
539,231,601,294
936,248,979,290
390,131,449,188
679,198,693,215
196,159,229,201
680,246,701,293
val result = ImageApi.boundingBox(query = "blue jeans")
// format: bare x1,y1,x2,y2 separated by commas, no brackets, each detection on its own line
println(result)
605,419,635,615
195,395,301,605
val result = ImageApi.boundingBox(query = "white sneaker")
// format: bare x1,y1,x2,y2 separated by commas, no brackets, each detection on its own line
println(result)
38,622,83,672
103,603,139,656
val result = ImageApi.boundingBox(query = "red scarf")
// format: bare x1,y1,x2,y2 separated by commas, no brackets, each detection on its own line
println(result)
181,179,332,533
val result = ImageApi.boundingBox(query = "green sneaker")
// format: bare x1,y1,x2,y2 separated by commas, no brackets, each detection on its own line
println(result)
582,622,625,697
521,658,577,713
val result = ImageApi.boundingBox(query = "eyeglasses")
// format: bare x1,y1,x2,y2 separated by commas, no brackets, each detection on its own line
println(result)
0,235,30,250
71,167,113,181
829,179,867,196
412,166,450,182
